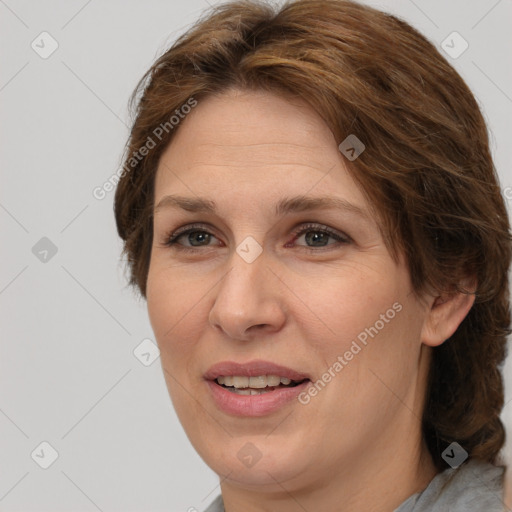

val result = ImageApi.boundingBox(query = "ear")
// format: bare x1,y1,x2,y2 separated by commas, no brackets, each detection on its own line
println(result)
421,279,476,347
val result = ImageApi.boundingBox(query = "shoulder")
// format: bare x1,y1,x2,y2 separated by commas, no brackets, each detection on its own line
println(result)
397,459,505,512
203,463,505,512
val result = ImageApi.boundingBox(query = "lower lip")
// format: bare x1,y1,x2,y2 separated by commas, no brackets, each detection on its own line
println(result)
206,380,310,417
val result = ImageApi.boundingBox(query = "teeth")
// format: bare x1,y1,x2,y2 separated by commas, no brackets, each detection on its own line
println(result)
229,388,274,395
215,375,298,388
232,388,251,395
249,376,269,388
265,375,282,387
232,376,249,389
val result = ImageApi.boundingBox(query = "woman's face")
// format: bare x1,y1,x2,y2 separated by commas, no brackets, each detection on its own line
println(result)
147,89,433,492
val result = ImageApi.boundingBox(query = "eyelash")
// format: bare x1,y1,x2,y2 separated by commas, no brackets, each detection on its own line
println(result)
162,222,351,253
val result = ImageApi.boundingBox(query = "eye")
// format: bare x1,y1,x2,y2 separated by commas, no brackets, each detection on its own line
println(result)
161,222,351,253
288,223,351,250
163,223,221,252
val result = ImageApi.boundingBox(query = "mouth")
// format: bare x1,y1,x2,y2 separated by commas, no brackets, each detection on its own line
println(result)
204,360,312,416
214,375,308,395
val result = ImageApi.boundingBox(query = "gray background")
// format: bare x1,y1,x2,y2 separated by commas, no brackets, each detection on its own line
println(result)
1,0,511,510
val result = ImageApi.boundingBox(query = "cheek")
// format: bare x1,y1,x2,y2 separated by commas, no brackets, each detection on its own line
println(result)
146,267,201,357
146,268,209,416
293,260,408,344
295,259,425,399
146,269,172,341
309,273,425,415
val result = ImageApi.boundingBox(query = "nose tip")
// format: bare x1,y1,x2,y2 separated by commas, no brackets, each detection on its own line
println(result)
210,315,273,341
208,257,286,341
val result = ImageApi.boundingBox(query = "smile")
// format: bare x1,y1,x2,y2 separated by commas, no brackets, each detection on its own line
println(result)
205,360,312,416
216,375,306,395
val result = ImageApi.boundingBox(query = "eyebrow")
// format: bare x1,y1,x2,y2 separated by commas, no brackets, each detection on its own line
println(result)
154,194,369,220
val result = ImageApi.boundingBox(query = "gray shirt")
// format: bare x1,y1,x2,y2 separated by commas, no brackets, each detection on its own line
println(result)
204,459,505,512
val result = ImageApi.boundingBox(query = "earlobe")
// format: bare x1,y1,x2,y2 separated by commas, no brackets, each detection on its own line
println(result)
421,283,476,347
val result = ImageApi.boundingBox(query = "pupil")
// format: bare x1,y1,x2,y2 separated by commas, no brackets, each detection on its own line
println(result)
189,231,210,246
305,231,328,247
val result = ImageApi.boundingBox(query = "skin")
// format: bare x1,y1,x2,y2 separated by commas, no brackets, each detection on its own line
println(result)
146,88,475,512
506,469,512,510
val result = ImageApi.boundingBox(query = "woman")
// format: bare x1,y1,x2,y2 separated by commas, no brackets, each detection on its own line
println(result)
114,0,511,510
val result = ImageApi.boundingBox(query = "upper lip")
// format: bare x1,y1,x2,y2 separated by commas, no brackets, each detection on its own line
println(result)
204,360,311,382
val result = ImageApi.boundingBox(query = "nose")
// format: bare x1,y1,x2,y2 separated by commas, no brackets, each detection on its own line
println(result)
208,250,286,341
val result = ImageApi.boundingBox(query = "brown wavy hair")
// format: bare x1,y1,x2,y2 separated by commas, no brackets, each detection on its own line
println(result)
114,0,511,470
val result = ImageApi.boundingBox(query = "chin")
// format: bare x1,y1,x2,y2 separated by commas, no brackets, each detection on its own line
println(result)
196,435,312,489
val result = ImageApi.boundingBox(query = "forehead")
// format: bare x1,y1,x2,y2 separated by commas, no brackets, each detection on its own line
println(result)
154,89,368,210
163,90,332,163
